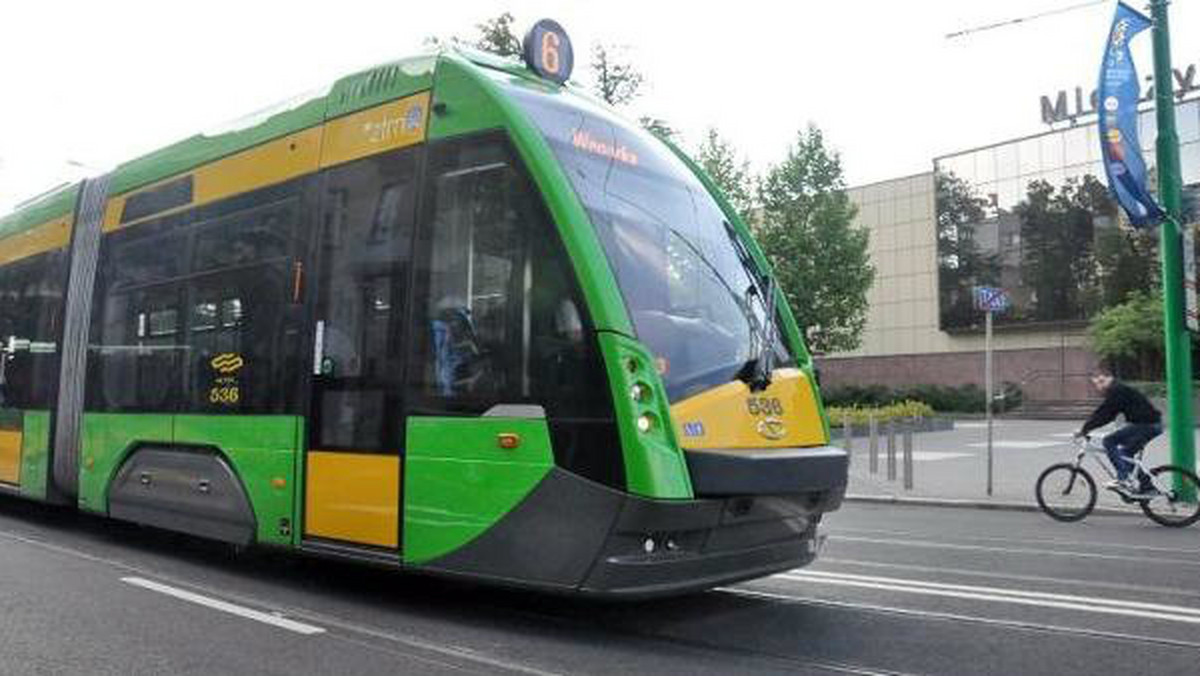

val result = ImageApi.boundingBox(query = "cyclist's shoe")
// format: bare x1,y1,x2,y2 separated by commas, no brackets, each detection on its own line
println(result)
1104,478,1137,494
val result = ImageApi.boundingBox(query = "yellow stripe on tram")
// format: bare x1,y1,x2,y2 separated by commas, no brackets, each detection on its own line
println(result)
0,217,72,266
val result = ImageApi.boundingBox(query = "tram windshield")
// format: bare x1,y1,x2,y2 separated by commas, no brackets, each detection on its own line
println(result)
504,80,793,401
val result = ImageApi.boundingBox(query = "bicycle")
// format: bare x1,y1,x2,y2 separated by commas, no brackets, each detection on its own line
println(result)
1035,435,1200,527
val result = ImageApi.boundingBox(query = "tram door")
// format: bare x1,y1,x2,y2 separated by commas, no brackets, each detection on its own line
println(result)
303,148,418,551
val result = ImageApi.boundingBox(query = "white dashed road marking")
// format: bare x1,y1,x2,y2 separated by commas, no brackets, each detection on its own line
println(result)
967,440,1062,449
122,577,326,635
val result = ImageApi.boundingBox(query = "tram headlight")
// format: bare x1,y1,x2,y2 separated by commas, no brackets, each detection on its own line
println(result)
636,413,655,433
630,382,650,402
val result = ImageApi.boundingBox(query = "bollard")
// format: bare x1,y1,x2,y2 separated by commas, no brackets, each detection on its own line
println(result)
843,416,853,457
868,415,879,475
886,419,897,481
902,418,914,490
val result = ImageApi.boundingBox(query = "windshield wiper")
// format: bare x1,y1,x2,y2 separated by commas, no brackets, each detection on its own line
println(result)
722,220,778,391
748,278,778,391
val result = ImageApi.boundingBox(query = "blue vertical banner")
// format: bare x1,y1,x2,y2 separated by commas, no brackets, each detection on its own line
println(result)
1098,1,1165,228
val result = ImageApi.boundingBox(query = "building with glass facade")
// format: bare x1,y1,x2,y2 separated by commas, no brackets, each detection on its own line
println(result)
821,98,1200,402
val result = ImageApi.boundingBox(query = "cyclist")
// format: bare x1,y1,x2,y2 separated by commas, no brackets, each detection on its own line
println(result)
1075,368,1162,496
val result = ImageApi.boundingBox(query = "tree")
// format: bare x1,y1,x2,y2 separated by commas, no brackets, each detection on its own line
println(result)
756,125,874,353
1016,175,1111,321
472,12,522,57
590,44,643,106
935,170,1001,328
1094,223,1157,307
1089,289,1164,379
696,128,755,221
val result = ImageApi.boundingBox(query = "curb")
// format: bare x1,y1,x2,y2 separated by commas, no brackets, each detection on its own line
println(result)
844,493,1144,517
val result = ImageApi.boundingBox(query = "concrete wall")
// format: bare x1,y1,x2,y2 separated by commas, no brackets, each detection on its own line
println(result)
818,346,1100,401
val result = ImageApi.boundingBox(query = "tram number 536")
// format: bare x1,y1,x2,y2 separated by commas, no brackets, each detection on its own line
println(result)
746,397,784,417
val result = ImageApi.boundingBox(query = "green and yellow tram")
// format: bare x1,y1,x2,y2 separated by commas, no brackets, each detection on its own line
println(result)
0,24,846,597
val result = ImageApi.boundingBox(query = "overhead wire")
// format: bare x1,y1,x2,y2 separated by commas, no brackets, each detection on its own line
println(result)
945,0,1110,40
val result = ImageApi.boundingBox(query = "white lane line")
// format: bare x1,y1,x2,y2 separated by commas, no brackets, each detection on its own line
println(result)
777,571,1200,625
786,571,1200,618
828,526,1200,556
967,440,1062,449
909,452,972,462
816,558,1200,600
829,535,1200,566
718,587,1200,651
121,577,326,635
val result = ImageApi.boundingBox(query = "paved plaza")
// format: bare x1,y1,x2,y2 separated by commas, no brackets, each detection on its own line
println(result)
840,417,1199,510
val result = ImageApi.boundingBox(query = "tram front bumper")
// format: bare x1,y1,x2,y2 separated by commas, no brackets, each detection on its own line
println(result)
579,445,847,598
580,491,842,598
421,449,845,599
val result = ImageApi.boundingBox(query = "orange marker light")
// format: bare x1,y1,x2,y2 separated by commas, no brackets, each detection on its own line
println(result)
497,433,521,450
271,477,287,489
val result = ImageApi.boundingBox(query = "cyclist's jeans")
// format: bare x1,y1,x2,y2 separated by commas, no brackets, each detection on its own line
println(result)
1103,423,1162,486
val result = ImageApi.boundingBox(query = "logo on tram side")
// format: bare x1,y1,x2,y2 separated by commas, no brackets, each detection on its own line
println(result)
363,117,406,144
210,353,244,374
208,353,244,406
210,355,244,374
682,421,705,438
756,417,787,441
404,104,424,132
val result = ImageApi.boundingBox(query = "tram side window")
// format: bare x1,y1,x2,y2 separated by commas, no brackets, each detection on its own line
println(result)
411,135,611,418
0,252,66,410
184,200,298,415
91,287,185,411
88,191,302,414
311,149,417,451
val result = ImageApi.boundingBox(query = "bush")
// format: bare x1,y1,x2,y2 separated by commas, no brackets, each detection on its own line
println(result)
821,382,1023,414
826,400,935,425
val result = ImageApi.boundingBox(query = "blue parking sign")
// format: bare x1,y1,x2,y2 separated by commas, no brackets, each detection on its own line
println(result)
973,286,1010,313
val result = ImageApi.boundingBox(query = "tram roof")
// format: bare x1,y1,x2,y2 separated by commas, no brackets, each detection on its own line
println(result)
0,46,560,241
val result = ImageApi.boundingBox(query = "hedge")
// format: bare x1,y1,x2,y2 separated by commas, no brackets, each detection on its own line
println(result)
826,400,935,425
820,382,1023,414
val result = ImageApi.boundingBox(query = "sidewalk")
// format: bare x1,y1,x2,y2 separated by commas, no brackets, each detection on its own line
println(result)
835,418,1195,514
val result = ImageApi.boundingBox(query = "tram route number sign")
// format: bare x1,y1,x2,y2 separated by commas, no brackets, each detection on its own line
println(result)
973,286,1010,313
522,19,574,85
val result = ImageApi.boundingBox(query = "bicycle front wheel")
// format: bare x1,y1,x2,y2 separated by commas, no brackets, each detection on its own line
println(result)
1139,465,1200,528
1036,463,1096,522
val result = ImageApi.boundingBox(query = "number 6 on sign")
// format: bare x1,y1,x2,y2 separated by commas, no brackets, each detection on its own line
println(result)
523,18,574,84
541,32,560,74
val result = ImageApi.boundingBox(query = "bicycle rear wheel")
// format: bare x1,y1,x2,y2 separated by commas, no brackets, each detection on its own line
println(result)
1139,465,1200,528
1036,463,1096,522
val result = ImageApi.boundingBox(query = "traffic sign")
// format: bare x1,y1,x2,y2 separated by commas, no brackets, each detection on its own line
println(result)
972,286,1010,313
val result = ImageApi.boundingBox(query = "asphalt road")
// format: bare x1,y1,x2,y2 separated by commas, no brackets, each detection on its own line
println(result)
1,495,1197,676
